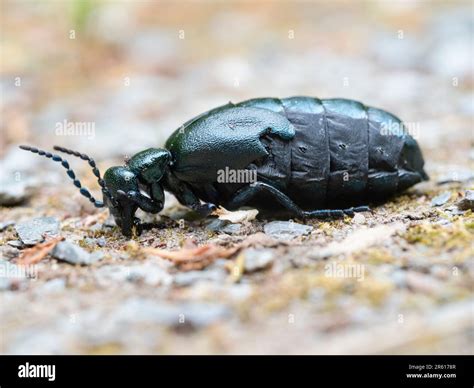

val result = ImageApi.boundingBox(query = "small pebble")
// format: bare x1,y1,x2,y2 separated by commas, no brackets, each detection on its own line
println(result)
206,219,241,235
83,237,107,248
96,237,107,247
431,191,451,207
352,213,366,224
52,241,103,266
456,190,474,210
7,240,23,248
0,221,15,232
0,246,20,260
264,221,313,240
95,263,172,286
437,170,474,185
0,182,29,206
243,248,275,272
15,217,60,246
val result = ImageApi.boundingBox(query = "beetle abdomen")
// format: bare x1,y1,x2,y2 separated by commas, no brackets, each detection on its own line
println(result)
321,98,369,204
236,97,428,208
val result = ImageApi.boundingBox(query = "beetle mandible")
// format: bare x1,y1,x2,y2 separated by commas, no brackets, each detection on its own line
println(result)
20,97,428,237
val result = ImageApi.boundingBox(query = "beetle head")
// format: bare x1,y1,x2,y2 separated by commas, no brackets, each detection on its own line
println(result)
102,166,140,236
19,145,146,237
99,149,173,237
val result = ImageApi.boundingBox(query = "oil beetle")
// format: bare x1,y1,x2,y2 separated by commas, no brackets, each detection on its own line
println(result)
20,97,428,237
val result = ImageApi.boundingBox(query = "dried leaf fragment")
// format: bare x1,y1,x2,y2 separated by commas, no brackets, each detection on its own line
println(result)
214,207,259,223
17,236,65,265
143,242,239,271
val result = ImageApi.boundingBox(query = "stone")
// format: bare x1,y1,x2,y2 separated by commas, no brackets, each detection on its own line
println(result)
352,213,366,224
456,190,474,211
221,223,241,234
437,169,474,185
96,238,107,247
15,217,60,246
7,240,23,248
0,245,20,260
95,263,172,286
263,221,313,240
243,248,275,272
52,241,103,265
0,181,29,206
127,263,173,286
206,219,241,235
0,220,15,232
83,237,107,248
431,191,451,207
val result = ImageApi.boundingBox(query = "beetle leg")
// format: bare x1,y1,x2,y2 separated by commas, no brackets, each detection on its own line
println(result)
164,174,216,216
114,191,140,237
192,203,217,217
116,189,166,236
120,190,163,214
225,182,370,220
306,206,370,218
304,209,345,218
341,206,371,216
225,182,309,218
177,190,216,216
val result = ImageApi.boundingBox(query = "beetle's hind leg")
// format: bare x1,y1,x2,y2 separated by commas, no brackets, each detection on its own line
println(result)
225,182,370,220
305,206,370,218
225,182,306,217
342,206,371,217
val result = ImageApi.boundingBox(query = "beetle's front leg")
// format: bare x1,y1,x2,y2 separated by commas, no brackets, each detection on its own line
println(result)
164,174,216,216
117,190,163,214
115,189,164,236
112,192,141,237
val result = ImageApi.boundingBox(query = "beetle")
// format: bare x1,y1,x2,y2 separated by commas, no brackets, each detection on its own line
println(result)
20,97,428,237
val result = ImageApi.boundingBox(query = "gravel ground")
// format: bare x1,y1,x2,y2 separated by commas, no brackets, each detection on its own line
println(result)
1,1,473,354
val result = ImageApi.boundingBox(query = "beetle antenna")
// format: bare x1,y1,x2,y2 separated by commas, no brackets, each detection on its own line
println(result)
52,145,116,205
19,145,109,208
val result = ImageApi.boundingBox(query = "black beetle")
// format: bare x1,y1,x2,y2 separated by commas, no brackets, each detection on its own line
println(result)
20,97,428,237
